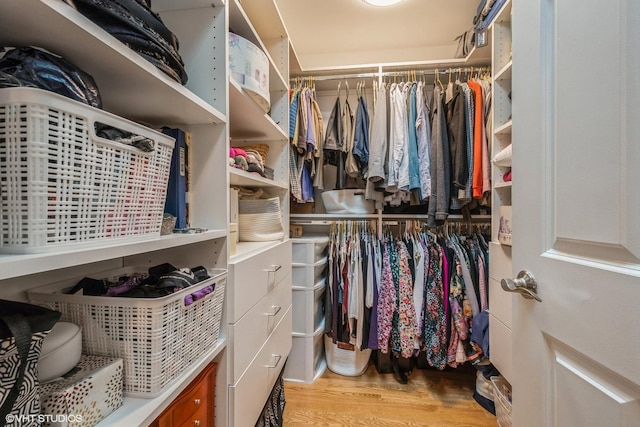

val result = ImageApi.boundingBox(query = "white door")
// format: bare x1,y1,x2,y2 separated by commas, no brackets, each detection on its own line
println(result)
511,0,640,426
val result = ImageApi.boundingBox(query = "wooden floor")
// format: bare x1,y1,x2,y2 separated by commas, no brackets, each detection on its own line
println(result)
283,362,498,427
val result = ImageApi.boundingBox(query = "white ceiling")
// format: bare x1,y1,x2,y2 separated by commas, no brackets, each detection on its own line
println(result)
274,0,482,73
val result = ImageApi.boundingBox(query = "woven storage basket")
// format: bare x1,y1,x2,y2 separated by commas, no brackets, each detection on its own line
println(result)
0,87,175,253
28,268,226,398
241,143,270,164
238,197,284,241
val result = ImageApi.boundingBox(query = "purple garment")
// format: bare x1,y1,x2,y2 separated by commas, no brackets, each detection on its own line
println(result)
300,162,314,202
441,246,450,324
305,89,315,152
106,273,146,296
367,242,380,350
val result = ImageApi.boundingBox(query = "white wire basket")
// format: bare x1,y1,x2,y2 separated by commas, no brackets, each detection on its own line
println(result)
491,376,513,427
0,88,175,253
28,267,226,398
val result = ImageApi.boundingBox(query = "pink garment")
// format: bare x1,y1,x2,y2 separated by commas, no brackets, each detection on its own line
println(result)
478,255,488,311
229,147,247,158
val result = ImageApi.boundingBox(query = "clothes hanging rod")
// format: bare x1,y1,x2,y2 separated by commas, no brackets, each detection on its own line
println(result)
290,214,491,224
290,66,490,83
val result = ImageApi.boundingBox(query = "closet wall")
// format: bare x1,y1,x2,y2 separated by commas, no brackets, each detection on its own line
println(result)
286,0,513,390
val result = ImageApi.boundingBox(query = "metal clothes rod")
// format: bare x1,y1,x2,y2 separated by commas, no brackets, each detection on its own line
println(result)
290,66,490,83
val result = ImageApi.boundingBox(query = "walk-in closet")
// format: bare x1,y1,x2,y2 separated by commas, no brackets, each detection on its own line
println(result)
0,0,637,426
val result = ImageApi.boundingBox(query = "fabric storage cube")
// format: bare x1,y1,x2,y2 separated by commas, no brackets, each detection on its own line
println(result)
28,268,226,398
292,280,325,335
291,235,330,264
0,87,175,253
283,323,325,384
40,354,123,427
292,258,327,288
324,335,371,376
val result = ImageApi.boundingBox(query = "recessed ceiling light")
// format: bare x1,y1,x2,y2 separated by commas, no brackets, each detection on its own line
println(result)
362,0,406,7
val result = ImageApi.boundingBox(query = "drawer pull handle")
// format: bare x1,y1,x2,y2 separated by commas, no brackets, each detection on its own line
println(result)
266,305,282,316
194,398,201,405
194,420,200,426
265,354,282,369
267,264,282,273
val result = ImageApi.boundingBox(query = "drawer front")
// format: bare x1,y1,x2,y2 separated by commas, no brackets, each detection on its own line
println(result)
228,240,292,322
170,374,210,425
489,241,512,281
489,277,512,327
177,404,209,427
228,275,292,383
230,308,292,427
489,313,513,384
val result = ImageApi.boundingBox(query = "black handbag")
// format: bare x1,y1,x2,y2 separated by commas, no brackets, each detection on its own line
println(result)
68,0,188,85
0,47,103,108
0,300,61,426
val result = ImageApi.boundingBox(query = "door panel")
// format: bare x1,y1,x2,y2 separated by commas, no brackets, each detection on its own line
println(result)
547,335,640,427
512,0,640,425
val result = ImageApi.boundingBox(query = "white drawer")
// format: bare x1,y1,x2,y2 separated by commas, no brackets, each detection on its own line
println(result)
489,313,512,384
229,308,292,427
489,241,512,281
228,240,291,322
489,277,513,327
228,276,292,383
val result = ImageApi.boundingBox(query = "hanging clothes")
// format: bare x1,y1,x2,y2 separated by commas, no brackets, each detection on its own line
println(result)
325,220,490,373
415,81,432,201
427,84,451,226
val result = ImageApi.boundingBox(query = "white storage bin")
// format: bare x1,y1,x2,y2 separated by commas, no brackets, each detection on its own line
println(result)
0,88,175,253
292,280,325,335
325,335,371,376
291,235,330,264
321,189,375,214
284,322,326,383
292,258,327,288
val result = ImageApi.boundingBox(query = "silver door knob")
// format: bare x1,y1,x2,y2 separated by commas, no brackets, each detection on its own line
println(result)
501,270,542,302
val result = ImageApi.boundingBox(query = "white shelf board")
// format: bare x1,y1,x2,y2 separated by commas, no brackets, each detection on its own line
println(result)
231,240,284,263
494,181,513,189
0,230,227,281
229,167,288,188
495,60,513,82
95,339,226,427
495,119,513,135
229,80,288,140
491,0,512,26
0,0,226,127
229,0,288,92
153,0,225,11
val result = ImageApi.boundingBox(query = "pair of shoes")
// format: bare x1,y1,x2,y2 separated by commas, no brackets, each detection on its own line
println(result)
391,354,409,384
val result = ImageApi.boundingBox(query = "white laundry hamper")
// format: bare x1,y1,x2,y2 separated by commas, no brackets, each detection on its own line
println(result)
324,335,371,376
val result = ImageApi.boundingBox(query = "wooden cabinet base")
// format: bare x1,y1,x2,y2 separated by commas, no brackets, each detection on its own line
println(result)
151,362,217,427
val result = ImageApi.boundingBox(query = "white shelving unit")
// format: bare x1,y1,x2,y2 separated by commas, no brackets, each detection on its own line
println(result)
488,0,514,384
226,1,292,426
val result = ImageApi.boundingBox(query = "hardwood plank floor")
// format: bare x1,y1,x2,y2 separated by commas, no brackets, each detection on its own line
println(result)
283,362,498,427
